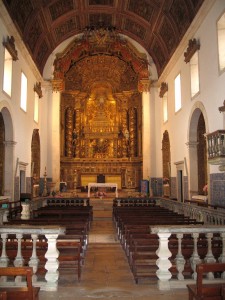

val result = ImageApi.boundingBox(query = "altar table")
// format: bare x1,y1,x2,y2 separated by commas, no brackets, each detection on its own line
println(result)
88,183,118,198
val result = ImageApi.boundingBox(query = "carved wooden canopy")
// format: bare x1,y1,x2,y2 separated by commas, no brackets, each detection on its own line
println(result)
2,0,204,76
53,28,149,92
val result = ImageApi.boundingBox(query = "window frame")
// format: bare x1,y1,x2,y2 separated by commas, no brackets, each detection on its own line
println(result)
20,71,28,112
174,73,182,113
3,48,13,97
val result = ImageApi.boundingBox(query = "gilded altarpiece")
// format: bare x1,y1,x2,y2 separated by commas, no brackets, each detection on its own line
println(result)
60,89,142,190
55,28,148,190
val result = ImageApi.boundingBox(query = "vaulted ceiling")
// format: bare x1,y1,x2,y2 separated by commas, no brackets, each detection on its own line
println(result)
3,0,204,76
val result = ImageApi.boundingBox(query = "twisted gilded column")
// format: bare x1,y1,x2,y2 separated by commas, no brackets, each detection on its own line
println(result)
129,107,137,157
65,107,74,157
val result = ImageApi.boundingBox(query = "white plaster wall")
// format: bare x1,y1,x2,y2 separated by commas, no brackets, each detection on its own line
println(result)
158,0,225,178
0,7,49,183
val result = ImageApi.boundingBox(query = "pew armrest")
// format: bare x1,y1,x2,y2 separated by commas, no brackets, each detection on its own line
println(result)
0,267,40,300
187,263,225,300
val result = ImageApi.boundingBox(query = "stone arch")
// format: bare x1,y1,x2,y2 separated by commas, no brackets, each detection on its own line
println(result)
0,103,14,198
31,129,41,197
187,102,209,200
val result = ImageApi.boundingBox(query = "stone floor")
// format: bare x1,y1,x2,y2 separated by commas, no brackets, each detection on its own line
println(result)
39,199,189,299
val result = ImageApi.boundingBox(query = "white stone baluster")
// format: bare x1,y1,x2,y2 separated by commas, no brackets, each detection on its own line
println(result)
190,232,201,280
218,232,225,279
14,233,24,267
44,233,60,291
0,233,9,268
204,233,216,279
0,234,9,283
14,233,25,284
174,233,185,280
155,232,172,290
28,234,40,283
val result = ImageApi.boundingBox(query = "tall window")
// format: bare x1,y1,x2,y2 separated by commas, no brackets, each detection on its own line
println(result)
34,92,39,123
20,72,27,112
163,92,168,123
190,52,200,97
174,73,181,112
217,12,225,72
3,48,13,96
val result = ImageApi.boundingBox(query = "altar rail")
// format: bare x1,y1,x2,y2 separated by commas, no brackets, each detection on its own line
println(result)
46,197,90,206
113,197,156,207
157,198,225,225
0,226,65,291
150,225,225,291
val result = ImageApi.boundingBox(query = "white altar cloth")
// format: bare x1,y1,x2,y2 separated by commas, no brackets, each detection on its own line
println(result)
192,195,208,202
88,183,118,198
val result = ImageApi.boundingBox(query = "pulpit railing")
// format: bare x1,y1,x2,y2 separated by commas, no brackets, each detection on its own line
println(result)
0,225,65,291
207,130,225,159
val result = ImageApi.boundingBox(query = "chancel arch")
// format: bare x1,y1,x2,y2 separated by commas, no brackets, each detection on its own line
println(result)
52,27,151,191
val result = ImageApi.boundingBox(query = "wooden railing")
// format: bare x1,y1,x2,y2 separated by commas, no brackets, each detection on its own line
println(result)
0,226,65,291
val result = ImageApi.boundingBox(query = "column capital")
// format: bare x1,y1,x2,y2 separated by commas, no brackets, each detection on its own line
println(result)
186,141,198,149
3,140,17,147
138,78,151,93
51,79,64,92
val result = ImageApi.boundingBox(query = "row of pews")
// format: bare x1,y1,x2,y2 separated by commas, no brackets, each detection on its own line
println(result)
113,201,208,284
0,197,93,293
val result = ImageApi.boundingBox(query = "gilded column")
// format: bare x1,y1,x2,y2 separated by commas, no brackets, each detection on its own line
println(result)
129,107,137,157
65,107,74,158
121,109,128,157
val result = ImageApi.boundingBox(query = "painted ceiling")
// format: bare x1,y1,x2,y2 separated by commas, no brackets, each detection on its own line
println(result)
3,0,204,76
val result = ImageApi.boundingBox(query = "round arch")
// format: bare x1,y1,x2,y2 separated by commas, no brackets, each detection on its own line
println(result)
0,103,15,198
187,101,209,201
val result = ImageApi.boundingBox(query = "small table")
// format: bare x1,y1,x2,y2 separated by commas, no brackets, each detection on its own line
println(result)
88,183,118,198
192,195,208,202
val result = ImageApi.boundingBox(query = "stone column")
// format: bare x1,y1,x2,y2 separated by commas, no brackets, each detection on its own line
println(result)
186,141,198,199
50,80,63,187
4,140,16,199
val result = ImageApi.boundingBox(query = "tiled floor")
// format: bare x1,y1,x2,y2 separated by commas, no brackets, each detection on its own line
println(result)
39,200,189,299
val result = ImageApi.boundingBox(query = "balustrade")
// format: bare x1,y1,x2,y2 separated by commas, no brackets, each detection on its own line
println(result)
207,130,225,160
0,226,65,291
158,198,225,225
151,225,225,290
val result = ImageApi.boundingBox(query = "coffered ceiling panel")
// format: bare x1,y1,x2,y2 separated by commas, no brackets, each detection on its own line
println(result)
3,0,204,76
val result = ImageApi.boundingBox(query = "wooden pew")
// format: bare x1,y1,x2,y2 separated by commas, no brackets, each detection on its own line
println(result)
0,291,7,300
187,263,225,300
113,204,206,283
0,267,40,300
2,235,82,282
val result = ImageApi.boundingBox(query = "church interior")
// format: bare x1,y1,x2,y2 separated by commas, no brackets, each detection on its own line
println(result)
1,0,225,299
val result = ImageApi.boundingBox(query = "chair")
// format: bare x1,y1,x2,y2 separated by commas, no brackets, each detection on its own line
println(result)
0,267,40,300
187,263,225,300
